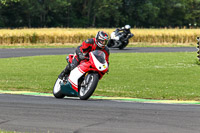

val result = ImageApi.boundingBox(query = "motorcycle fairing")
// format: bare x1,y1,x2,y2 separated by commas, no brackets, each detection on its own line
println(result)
60,81,78,97
67,54,74,63
111,32,119,40
63,50,108,94
68,66,86,92
90,52,108,72
60,65,86,96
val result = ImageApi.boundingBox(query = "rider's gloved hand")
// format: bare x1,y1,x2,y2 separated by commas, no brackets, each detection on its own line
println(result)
78,53,89,61
78,53,85,60
130,33,134,37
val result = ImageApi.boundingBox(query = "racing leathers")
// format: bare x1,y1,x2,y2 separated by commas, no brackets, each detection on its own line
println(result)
58,38,110,79
114,27,132,42
115,27,131,35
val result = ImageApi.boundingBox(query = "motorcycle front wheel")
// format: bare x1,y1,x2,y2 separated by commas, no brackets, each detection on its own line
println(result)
119,40,129,50
79,73,99,100
53,78,65,99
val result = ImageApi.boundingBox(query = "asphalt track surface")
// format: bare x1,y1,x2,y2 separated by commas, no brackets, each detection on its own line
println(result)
0,47,196,58
0,47,200,133
1,94,200,133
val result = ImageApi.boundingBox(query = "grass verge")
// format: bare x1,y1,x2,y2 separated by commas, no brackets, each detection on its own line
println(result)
0,129,20,133
0,52,199,100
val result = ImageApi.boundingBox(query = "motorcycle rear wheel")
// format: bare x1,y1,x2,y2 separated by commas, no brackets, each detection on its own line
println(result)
53,78,65,99
107,39,113,47
79,73,99,100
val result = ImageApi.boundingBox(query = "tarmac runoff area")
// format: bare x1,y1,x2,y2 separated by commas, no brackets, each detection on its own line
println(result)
0,90,199,105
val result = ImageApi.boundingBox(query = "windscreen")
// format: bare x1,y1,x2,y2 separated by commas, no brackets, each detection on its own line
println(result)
92,50,106,64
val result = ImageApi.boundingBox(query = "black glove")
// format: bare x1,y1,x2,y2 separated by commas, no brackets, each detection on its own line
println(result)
78,53,89,61
130,33,134,37
76,46,86,61
78,53,85,60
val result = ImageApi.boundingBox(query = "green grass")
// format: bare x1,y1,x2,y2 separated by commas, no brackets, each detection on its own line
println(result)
0,52,200,100
0,129,20,133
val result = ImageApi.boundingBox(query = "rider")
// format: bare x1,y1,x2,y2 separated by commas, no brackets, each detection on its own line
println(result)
114,25,133,41
115,25,131,36
108,24,133,44
58,31,109,79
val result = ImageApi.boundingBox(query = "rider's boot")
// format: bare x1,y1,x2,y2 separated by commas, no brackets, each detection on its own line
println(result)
58,65,70,80
58,58,79,80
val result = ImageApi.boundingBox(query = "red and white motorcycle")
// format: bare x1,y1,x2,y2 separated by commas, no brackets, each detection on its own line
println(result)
53,50,108,100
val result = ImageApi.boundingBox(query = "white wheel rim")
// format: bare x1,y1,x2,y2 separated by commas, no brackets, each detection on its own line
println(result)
53,78,62,94
80,76,93,97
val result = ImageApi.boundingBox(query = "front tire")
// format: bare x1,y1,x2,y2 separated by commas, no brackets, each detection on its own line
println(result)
119,40,129,49
79,73,99,100
53,78,65,99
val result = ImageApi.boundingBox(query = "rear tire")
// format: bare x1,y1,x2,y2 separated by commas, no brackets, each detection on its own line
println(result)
107,39,114,47
53,78,65,99
79,73,99,100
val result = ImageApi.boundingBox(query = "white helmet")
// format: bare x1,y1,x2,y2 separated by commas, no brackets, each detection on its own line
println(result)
124,25,131,30
95,31,109,48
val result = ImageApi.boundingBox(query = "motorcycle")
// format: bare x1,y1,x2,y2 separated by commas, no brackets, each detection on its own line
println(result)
107,30,134,49
53,50,108,100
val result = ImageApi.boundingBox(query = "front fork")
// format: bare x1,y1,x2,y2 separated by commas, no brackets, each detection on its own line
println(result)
80,73,91,88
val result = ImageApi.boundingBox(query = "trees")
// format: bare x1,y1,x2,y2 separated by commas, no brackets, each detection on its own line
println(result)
186,0,200,27
0,0,199,28
0,0,70,27
69,0,123,27
0,0,20,5
123,0,159,28
94,0,123,27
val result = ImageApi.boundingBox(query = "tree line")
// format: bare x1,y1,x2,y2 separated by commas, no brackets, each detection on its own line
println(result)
0,0,200,28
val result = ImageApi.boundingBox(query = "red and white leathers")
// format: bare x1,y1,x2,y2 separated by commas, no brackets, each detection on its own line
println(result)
74,38,109,64
67,38,110,92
